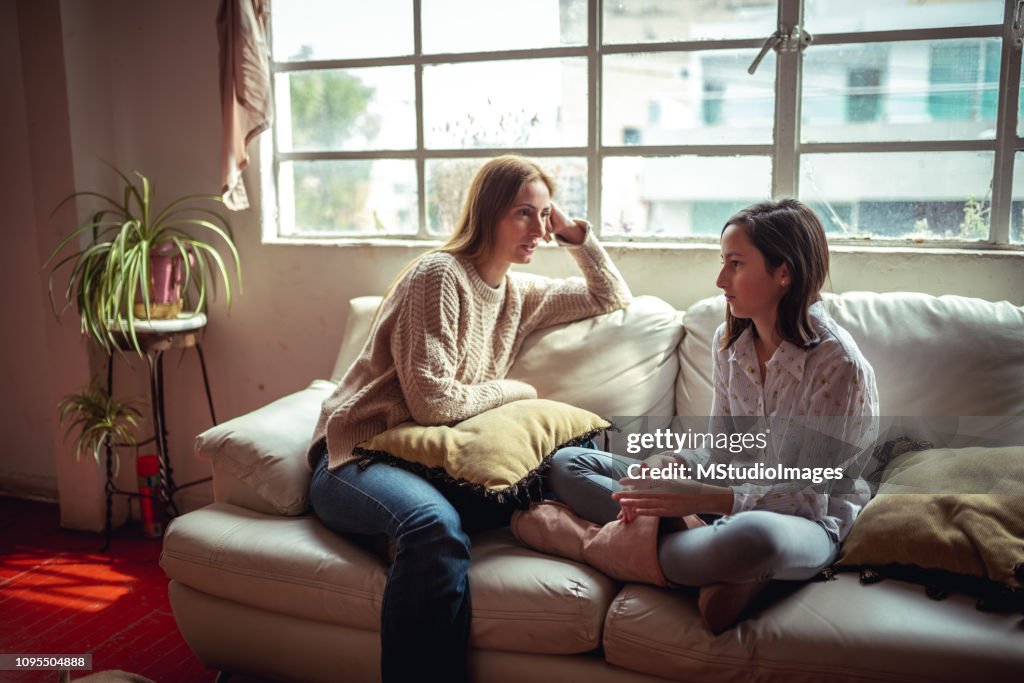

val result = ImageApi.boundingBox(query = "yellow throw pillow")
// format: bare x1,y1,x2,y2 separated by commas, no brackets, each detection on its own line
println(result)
354,399,610,506
839,446,1024,589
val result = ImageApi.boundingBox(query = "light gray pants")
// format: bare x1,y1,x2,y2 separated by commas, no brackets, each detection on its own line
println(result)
548,447,839,586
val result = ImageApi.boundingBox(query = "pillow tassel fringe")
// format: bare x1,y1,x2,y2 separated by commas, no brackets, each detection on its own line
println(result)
830,563,1024,614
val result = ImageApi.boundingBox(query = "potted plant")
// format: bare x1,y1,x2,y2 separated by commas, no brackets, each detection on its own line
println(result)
45,167,242,354
57,379,143,477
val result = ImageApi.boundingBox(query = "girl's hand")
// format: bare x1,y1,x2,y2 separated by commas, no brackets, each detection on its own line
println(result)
546,202,585,245
613,477,734,520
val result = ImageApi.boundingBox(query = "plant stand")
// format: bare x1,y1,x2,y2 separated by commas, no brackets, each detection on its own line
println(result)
102,313,216,551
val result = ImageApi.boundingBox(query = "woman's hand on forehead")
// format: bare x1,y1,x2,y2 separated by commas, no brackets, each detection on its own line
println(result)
546,202,582,243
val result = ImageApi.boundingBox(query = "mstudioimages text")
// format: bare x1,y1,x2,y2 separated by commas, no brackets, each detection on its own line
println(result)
627,461,845,485
625,428,770,455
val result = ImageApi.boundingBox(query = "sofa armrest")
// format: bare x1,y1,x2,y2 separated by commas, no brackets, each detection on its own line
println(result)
331,296,382,382
194,380,337,515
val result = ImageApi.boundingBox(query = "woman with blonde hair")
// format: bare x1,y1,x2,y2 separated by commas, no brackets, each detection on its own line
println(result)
307,155,632,682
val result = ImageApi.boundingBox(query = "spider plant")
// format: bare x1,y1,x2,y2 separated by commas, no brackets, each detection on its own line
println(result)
44,167,242,355
57,380,143,476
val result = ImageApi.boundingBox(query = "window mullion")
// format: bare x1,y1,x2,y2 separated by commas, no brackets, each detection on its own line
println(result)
772,0,804,199
413,0,427,239
811,24,1001,46
989,0,1022,244
588,0,602,236
801,140,995,154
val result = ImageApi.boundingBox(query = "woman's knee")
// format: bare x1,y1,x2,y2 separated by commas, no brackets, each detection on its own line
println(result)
657,515,785,585
549,446,607,493
659,512,836,585
701,513,818,582
396,500,470,554
550,447,586,486
390,500,473,587
717,514,789,564
551,446,594,473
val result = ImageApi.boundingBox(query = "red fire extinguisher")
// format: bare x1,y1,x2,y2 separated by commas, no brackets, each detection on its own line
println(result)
136,454,163,538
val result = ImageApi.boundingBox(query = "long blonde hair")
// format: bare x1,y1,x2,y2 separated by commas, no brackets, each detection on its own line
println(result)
374,156,556,322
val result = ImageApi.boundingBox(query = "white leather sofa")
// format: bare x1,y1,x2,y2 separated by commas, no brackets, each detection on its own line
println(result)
160,291,1024,682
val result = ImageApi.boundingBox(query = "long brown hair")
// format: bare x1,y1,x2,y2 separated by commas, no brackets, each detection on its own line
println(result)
720,198,830,350
373,156,556,323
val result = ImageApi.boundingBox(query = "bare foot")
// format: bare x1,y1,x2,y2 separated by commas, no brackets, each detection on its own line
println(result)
698,580,770,634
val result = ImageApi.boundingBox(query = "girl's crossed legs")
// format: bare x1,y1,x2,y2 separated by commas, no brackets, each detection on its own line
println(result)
548,446,837,586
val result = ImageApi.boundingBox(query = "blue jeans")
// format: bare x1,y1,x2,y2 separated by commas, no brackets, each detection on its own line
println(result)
309,443,512,683
548,446,838,585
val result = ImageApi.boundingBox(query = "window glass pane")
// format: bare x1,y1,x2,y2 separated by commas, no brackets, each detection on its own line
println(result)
1018,53,1024,137
1012,152,1024,243
604,50,775,146
275,67,415,152
270,0,412,61
426,157,586,235
423,59,587,149
422,0,586,54
279,160,417,236
802,39,999,143
804,0,1002,34
800,152,993,240
602,156,772,237
603,0,777,45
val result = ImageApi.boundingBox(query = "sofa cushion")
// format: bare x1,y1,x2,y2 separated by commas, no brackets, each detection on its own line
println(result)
355,399,609,505
676,292,1024,420
161,503,617,655
168,581,675,683
194,380,336,515
330,296,381,382
838,445,1024,589
674,295,720,419
509,295,683,453
602,577,1024,683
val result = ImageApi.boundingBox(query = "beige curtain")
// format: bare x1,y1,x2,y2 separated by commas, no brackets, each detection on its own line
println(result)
218,0,272,211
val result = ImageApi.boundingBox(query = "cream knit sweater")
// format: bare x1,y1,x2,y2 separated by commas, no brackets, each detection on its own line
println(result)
309,225,632,471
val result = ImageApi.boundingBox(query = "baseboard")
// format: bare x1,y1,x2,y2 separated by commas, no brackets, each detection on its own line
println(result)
0,471,58,502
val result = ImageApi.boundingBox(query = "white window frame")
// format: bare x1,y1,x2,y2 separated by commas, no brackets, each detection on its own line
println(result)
262,0,1024,249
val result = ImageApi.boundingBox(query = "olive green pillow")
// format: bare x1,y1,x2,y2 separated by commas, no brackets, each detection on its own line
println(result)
353,398,610,506
839,446,1024,589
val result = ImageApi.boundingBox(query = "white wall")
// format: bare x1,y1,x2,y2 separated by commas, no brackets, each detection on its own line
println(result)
2,0,1022,528
0,0,60,502
0,0,102,525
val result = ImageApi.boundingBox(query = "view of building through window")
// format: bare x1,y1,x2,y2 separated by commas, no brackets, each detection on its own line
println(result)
266,0,1021,245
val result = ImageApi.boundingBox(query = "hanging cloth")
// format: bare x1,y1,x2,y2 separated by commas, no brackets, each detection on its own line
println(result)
217,0,272,210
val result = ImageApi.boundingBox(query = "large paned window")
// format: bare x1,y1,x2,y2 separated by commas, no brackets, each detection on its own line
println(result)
264,0,1023,245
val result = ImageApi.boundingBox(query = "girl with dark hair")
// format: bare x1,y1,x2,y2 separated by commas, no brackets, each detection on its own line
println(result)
307,155,631,682
546,198,878,632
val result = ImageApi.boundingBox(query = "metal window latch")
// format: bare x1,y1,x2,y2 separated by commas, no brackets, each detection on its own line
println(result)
1013,0,1024,48
748,26,814,75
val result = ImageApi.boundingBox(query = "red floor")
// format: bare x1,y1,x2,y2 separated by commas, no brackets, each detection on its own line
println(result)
0,496,230,682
